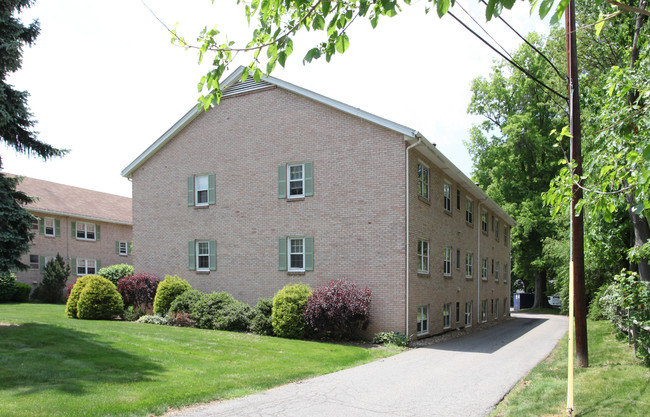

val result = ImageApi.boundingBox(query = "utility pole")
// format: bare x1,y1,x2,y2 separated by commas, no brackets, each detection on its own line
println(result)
565,0,588,368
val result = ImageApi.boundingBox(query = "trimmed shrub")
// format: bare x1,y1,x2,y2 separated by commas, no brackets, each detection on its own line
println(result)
0,272,17,302
76,276,124,320
122,306,146,321
191,292,248,330
33,254,70,303
153,275,191,315
303,279,371,340
170,311,194,327
372,331,408,347
169,289,204,315
65,275,96,318
98,264,134,285
250,298,274,336
137,314,172,325
272,283,312,339
13,283,31,302
117,273,160,310
65,280,76,299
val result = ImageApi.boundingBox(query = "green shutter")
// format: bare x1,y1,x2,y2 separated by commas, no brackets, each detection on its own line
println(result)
55,219,61,237
115,241,120,254
278,237,287,271
277,165,286,199
71,258,77,274
40,256,46,274
128,242,133,255
96,259,101,270
38,218,44,235
208,174,216,205
304,162,314,197
71,221,76,238
188,241,196,270
209,240,217,271
305,237,314,271
95,225,101,241
187,176,195,206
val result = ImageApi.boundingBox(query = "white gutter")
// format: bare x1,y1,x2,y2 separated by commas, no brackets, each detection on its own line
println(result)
27,208,133,226
405,136,422,337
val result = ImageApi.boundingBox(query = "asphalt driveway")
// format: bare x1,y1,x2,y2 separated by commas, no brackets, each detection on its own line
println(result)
165,312,568,417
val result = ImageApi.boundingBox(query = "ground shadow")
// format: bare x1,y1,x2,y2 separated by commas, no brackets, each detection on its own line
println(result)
0,323,164,396
423,315,549,354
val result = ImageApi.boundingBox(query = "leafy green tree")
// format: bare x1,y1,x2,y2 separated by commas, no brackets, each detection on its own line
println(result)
1,0,66,273
33,254,71,303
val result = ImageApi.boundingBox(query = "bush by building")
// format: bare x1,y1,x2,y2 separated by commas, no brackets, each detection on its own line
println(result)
271,283,312,339
250,298,274,336
32,254,70,303
116,273,160,310
98,264,134,285
0,272,17,302
153,275,191,315
76,276,124,320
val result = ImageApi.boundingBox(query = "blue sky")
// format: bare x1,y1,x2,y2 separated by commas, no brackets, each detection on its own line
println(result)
4,0,551,197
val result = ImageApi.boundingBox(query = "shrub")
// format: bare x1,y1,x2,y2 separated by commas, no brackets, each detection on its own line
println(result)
272,283,312,339
122,306,146,321
0,272,17,302
65,275,96,318
169,289,204,315
12,282,31,302
372,331,408,347
250,298,274,336
98,264,134,285
76,276,124,320
117,273,160,310
303,279,371,340
191,292,253,331
33,254,70,303
65,280,76,299
170,311,195,327
137,314,172,325
153,275,191,315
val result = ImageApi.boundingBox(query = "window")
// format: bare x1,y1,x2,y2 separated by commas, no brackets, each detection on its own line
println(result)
39,217,59,237
495,299,499,318
465,253,473,278
443,247,452,276
491,215,494,232
481,299,487,322
76,258,97,276
188,240,217,271
481,210,488,233
117,241,129,256
495,261,500,281
456,302,460,322
504,263,508,283
443,183,451,212
491,259,494,275
40,255,56,274
495,219,500,240
187,174,216,206
417,163,429,200
443,303,451,329
417,305,429,335
29,254,39,269
417,240,429,274
45,218,55,236
491,299,494,315
456,248,460,269
75,222,97,241
481,258,487,280
31,218,39,230
465,301,472,327
504,226,509,245
278,237,314,272
466,197,473,224
456,189,461,210
278,162,313,199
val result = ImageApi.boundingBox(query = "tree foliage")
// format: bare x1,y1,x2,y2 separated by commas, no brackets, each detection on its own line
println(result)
0,174,35,272
33,253,71,303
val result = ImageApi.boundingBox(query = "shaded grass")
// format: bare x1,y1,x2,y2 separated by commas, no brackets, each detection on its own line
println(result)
491,319,650,416
0,303,398,417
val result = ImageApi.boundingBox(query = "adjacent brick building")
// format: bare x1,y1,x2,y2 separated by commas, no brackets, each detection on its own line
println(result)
122,67,515,339
11,175,133,289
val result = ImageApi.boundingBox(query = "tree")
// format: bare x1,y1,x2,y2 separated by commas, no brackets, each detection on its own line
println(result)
32,253,71,303
0,0,66,272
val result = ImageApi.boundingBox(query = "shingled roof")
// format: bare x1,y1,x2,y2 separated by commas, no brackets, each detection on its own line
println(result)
8,174,132,225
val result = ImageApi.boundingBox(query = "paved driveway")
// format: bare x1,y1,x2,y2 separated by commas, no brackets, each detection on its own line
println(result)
165,312,568,417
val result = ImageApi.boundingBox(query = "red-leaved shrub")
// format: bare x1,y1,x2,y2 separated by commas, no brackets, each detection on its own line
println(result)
65,280,77,299
117,273,160,310
303,279,371,340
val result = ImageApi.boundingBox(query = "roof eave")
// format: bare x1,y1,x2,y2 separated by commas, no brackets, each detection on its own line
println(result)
28,208,133,226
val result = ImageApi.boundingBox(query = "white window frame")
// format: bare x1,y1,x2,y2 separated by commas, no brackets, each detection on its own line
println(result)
77,258,97,276
417,163,429,200
118,241,128,256
465,301,472,327
495,260,500,281
466,197,473,224
76,222,96,241
287,164,305,199
417,239,429,274
196,241,210,271
195,174,210,206
481,258,488,280
44,218,55,237
443,303,451,329
288,237,305,272
481,299,487,322
465,252,473,278
443,247,452,276
29,254,39,269
443,183,451,212
481,210,488,233
417,305,429,335
504,263,508,283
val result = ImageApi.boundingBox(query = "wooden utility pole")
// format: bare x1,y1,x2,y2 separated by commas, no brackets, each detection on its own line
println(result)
565,0,588,368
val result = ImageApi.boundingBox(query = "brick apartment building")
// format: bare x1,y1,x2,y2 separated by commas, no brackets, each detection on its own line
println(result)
122,67,515,339
11,175,133,289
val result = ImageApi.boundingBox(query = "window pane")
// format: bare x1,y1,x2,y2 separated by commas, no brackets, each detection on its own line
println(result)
198,242,209,255
290,165,303,180
196,175,209,190
197,190,208,204
198,256,210,269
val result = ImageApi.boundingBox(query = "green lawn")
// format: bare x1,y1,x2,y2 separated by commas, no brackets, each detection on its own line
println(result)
0,303,398,417
492,318,650,416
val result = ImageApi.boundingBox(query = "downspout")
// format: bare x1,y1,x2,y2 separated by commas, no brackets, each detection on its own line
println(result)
477,202,481,324
405,136,422,337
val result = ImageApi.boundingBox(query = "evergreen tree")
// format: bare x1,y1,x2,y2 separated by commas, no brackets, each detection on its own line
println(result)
33,254,71,303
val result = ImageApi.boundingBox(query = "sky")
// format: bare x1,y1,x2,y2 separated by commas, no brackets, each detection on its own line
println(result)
3,0,553,198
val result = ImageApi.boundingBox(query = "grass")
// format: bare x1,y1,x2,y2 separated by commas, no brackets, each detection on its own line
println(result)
491,318,650,417
0,303,400,417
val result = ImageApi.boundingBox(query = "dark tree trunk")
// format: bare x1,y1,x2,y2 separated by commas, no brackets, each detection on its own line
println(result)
532,269,549,309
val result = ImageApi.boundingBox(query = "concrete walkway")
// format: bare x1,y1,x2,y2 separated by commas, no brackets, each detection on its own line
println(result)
165,312,568,417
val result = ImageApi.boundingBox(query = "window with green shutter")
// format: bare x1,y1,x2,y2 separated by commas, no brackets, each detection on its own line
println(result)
189,240,217,271
278,162,313,199
188,174,216,207
279,236,314,272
